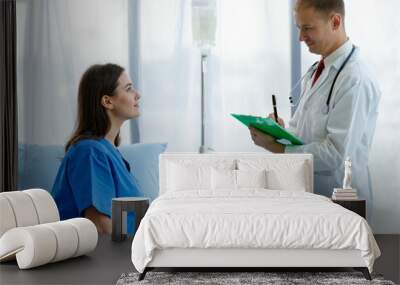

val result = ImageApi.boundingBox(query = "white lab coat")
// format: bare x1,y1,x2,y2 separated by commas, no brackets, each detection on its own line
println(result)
286,40,381,206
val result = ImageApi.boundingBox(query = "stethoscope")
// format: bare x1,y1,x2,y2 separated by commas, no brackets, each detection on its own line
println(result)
289,45,356,115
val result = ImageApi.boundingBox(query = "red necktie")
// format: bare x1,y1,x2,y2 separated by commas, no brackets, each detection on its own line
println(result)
312,59,325,87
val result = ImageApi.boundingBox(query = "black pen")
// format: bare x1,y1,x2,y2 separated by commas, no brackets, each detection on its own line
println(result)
272,94,278,123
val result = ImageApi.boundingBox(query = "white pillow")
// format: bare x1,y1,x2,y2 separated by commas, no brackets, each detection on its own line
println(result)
167,160,235,192
167,163,211,191
236,169,268,189
211,169,236,190
237,158,309,192
211,169,268,190
267,165,307,191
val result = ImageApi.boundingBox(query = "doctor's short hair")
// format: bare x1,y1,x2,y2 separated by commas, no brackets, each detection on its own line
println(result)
295,0,345,18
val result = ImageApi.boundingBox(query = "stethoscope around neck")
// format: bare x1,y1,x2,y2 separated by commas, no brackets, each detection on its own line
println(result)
289,45,356,115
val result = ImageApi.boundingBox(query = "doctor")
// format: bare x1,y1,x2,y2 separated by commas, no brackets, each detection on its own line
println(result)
249,0,381,204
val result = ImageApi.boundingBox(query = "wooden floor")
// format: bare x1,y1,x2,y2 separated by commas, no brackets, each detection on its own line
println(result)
0,235,398,285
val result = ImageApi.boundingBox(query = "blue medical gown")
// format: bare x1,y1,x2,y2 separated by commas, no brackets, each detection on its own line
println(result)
52,139,141,231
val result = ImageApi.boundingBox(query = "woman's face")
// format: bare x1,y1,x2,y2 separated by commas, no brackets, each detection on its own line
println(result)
108,71,141,120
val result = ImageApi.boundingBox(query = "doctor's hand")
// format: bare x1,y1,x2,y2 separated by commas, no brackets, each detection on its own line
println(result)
267,113,285,128
249,126,285,153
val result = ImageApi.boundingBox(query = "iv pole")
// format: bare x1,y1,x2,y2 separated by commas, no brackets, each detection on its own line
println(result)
192,0,216,153
199,53,207,153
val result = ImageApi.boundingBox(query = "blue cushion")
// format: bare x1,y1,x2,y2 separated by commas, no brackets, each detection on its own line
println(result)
18,144,64,192
118,143,167,201
18,143,167,201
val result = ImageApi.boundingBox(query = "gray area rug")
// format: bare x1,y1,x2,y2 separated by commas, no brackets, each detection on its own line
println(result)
116,271,396,285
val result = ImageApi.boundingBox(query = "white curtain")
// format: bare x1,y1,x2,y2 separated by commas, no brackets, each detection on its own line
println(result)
135,0,200,152
137,0,291,152
207,0,291,152
301,0,400,234
17,0,131,146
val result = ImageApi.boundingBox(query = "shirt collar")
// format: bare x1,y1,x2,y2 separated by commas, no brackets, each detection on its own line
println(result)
323,39,353,70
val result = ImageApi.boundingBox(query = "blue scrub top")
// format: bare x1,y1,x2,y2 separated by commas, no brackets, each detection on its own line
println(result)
52,138,141,220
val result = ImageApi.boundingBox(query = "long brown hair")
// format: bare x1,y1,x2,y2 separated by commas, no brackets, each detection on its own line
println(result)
65,63,125,151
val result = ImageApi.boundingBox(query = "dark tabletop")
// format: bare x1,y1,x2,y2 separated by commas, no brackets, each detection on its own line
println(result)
0,235,134,285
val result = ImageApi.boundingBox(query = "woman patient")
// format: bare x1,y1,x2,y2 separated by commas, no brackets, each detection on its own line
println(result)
52,63,141,234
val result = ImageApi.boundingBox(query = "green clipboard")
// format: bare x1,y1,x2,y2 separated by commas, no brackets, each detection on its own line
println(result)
231,113,304,145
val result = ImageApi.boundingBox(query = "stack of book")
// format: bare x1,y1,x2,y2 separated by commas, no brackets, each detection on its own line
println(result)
332,188,358,200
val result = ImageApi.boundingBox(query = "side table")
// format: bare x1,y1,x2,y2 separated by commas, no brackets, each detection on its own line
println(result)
112,197,150,242
332,199,366,218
